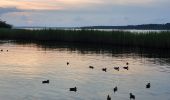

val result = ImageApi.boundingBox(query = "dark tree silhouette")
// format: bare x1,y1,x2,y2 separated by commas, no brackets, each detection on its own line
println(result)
0,19,12,28
81,23,170,30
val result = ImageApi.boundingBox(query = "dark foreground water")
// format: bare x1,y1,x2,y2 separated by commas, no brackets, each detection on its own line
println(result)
0,41,170,100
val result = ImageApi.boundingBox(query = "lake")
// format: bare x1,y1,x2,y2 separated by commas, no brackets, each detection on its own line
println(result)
0,41,170,100
14,27,170,33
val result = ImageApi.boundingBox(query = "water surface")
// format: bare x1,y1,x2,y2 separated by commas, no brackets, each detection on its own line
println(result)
0,41,170,100
14,27,170,33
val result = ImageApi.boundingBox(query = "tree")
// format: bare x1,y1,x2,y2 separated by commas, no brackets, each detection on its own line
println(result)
0,19,12,28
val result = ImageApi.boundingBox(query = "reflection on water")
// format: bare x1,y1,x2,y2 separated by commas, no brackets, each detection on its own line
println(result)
14,27,170,33
0,40,170,100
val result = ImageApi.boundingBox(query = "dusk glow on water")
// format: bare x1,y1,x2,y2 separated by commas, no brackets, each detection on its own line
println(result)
0,41,170,100
0,0,170,100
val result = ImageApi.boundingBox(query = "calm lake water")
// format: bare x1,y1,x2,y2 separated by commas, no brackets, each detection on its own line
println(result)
0,41,170,100
14,27,170,33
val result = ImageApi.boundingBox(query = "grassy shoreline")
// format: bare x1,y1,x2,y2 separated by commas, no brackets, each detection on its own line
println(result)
0,28,170,49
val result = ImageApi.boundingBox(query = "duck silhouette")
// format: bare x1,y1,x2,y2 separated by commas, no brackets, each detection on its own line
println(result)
113,86,118,93
70,87,77,92
146,83,151,88
107,95,111,100
67,62,69,65
130,93,135,100
123,66,129,70
42,80,49,84
114,67,119,71
102,68,107,72
89,66,94,69
126,62,129,65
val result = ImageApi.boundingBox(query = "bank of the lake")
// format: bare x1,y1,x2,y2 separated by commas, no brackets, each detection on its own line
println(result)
0,28,170,49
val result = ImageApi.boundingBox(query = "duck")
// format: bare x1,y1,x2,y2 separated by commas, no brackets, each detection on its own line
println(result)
67,62,69,65
130,93,135,100
114,67,119,71
102,68,107,72
89,66,94,69
146,83,151,88
42,80,49,84
107,95,111,100
70,87,77,92
123,66,129,70
113,86,118,93
126,62,129,65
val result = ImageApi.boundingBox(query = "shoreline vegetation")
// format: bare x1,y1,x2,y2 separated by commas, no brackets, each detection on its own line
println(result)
14,23,170,30
0,20,12,29
82,23,170,30
0,28,170,49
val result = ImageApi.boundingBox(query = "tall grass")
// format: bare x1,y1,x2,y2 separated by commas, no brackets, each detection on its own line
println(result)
0,28,170,49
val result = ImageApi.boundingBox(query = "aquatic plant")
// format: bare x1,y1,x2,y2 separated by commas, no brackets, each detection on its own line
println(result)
0,28,169,49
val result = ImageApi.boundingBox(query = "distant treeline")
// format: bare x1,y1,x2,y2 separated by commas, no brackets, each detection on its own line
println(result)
82,23,170,30
0,20,12,28
0,29,170,49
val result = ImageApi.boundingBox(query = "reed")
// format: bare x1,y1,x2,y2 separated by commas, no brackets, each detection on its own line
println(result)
0,28,170,49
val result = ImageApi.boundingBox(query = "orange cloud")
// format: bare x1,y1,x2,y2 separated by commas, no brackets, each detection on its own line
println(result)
0,0,103,10
0,0,157,11
0,0,63,10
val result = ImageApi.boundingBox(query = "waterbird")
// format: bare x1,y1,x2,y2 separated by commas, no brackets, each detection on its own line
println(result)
70,87,77,92
107,95,111,100
67,62,69,65
130,93,135,100
6,50,8,52
113,86,118,93
42,80,49,84
123,66,129,70
146,83,151,88
114,67,119,71
1,49,3,52
102,68,107,72
126,62,129,65
89,66,94,69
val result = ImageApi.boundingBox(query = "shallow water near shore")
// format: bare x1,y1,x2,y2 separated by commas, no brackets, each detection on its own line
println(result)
0,41,170,100
14,27,170,33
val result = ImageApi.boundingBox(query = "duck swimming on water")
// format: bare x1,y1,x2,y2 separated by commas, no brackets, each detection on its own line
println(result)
70,87,77,92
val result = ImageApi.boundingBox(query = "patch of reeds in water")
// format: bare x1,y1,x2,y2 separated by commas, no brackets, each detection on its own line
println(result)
0,28,170,49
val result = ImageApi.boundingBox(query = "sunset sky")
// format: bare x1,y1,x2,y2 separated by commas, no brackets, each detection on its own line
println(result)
0,0,170,27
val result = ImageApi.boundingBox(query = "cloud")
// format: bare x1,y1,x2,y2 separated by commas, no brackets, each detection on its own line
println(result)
0,0,63,10
0,0,170,26
1,0,169,11
0,0,100,10
0,7,22,15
